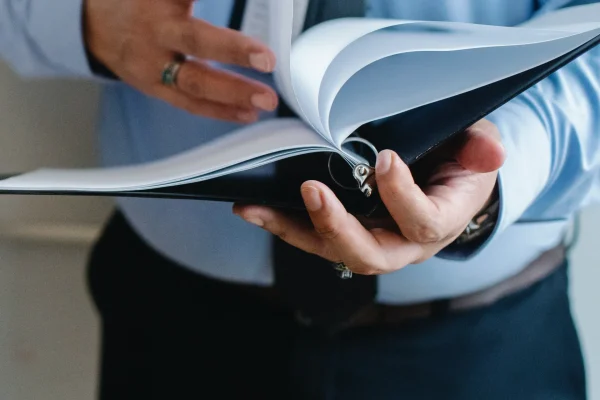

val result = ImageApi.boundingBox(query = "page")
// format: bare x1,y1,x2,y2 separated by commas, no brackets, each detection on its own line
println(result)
269,0,305,121
290,5,600,147
0,119,335,192
291,19,576,142
289,18,417,140
328,25,600,145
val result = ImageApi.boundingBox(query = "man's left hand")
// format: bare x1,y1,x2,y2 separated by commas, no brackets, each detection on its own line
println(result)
233,119,506,275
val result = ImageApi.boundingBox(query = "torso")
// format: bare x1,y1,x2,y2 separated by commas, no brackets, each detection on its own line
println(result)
94,0,569,301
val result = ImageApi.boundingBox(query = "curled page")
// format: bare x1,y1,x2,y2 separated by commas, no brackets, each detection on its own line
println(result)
286,3,600,146
269,0,306,122
328,23,600,145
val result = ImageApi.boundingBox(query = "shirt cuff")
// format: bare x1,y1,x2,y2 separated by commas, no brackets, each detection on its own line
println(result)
27,0,93,77
437,95,552,260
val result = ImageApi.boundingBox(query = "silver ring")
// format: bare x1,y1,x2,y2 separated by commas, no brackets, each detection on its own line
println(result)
161,55,185,87
333,262,353,280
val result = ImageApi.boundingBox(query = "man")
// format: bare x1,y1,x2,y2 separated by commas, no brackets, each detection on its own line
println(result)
1,0,598,398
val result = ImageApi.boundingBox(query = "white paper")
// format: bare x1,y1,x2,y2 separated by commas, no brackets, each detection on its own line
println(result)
290,18,417,139
2,2,600,193
269,0,305,120
328,25,600,145
0,119,334,192
285,8,600,146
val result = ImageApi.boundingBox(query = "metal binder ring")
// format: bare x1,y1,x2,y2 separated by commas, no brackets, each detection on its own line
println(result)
342,137,379,159
327,137,379,192
327,154,359,191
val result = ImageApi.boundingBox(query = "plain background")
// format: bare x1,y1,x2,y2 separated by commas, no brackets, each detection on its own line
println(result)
0,60,598,399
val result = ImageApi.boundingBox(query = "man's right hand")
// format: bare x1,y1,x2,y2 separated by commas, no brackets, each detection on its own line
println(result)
84,0,279,123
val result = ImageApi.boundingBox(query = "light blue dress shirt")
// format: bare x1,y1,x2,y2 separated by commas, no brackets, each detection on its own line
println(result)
1,0,599,304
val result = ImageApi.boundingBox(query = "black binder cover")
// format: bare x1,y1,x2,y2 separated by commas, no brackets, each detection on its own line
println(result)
1,33,599,215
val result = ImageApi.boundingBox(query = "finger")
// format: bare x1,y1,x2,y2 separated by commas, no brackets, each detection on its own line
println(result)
369,228,436,266
151,85,259,123
158,18,276,73
175,59,278,111
304,182,426,272
232,204,326,258
234,201,423,275
300,181,391,275
375,150,449,243
457,119,506,173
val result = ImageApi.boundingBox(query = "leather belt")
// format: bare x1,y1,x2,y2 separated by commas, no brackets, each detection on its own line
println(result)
238,244,567,331
334,244,567,331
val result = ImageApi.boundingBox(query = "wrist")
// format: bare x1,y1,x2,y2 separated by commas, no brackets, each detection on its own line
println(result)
454,181,500,246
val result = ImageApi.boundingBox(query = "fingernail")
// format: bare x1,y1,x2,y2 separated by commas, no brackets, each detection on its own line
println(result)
302,186,322,212
376,150,393,175
243,215,264,227
237,110,257,122
251,93,276,111
249,53,272,72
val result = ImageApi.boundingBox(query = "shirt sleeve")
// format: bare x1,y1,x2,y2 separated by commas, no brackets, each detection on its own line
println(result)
0,0,95,78
438,43,600,260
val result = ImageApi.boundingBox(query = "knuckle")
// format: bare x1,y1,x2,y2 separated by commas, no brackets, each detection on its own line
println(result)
264,221,289,242
180,25,201,53
406,220,445,243
183,75,208,98
315,222,340,240
187,80,206,98
180,67,210,99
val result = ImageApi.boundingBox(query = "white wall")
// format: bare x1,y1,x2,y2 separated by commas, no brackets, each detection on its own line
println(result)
0,61,598,398
0,61,111,400
0,62,112,231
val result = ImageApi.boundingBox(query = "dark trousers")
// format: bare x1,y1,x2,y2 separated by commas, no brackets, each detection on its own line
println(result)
86,212,587,400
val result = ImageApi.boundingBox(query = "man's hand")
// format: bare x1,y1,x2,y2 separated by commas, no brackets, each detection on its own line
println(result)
234,119,506,275
85,0,278,123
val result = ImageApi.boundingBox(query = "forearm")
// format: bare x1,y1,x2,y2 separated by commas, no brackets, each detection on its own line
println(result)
491,46,600,228
0,0,93,78
436,43,600,260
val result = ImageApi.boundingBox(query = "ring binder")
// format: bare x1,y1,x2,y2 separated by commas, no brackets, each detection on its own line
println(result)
353,164,377,198
0,3,598,218
327,136,379,197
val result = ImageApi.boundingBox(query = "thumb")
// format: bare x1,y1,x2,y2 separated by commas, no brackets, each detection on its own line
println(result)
456,119,506,173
